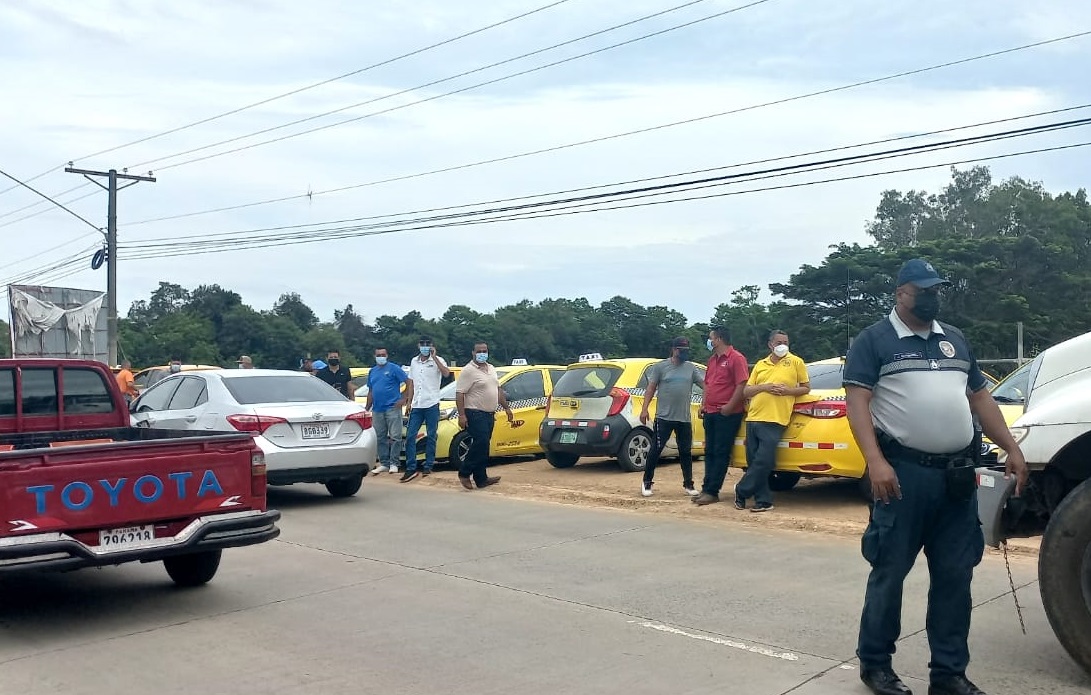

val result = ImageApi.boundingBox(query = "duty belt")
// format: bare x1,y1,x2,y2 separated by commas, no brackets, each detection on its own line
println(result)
875,430,973,469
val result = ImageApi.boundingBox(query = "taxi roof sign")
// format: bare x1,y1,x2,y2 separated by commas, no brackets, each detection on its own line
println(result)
511,358,529,366
578,352,603,362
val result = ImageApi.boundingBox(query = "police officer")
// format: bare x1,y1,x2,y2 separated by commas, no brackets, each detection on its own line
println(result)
843,259,1027,695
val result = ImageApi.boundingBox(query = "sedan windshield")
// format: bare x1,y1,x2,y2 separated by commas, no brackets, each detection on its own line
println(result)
222,375,346,405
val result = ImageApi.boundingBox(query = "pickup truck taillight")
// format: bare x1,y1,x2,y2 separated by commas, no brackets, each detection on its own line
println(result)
793,399,847,418
227,414,287,435
607,387,630,417
345,411,373,429
251,450,267,497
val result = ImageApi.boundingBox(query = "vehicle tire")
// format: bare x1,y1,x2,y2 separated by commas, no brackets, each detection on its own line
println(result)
164,550,222,587
450,431,473,468
618,429,653,472
546,451,579,468
325,474,364,498
1039,476,1091,676
768,471,801,492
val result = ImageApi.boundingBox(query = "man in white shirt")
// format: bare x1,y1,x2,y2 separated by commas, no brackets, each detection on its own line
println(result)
400,336,451,482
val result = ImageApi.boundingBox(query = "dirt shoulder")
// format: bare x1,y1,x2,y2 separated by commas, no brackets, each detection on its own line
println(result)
368,455,1041,559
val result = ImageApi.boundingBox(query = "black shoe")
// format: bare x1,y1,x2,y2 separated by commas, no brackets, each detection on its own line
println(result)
399,471,420,483
734,497,746,510
860,667,913,695
928,675,984,695
421,470,431,477
751,503,775,513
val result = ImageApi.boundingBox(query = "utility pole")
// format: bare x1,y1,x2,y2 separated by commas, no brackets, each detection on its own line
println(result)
65,167,155,366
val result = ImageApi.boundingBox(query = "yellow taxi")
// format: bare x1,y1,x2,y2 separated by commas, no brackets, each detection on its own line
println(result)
404,363,565,466
539,356,707,472
981,360,1031,463
133,364,221,391
727,357,1026,493
352,365,461,403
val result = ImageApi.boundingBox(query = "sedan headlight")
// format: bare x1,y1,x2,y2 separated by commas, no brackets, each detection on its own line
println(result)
1008,426,1029,443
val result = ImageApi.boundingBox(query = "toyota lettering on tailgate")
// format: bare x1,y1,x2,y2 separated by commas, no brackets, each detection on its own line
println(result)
25,470,225,514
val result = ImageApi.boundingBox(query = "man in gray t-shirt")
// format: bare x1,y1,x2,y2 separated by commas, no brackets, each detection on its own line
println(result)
639,337,705,498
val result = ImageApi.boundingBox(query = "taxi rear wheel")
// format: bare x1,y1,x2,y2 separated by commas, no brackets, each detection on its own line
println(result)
618,429,653,472
768,471,801,492
547,451,579,468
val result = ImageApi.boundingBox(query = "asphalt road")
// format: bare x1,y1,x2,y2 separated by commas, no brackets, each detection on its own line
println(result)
0,483,1087,695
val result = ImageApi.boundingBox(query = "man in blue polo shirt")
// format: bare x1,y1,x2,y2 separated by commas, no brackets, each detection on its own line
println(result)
366,346,409,475
843,259,1027,695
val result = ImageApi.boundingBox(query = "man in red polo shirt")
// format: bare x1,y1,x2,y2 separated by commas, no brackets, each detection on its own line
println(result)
694,325,749,506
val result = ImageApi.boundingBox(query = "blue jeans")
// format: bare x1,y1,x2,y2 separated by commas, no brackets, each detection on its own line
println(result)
404,405,440,473
857,455,984,680
735,421,785,506
372,408,403,468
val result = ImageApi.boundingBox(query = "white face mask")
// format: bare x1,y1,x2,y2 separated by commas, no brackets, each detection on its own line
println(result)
772,344,789,358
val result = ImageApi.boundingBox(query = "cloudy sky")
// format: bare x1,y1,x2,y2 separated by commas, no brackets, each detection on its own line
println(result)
1,0,1089,330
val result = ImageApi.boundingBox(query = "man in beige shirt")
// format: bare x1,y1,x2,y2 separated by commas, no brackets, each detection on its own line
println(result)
455,341,513,490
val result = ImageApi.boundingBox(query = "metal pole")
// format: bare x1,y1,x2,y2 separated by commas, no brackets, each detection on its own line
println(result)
106,169,118,367
1017,321,1024,363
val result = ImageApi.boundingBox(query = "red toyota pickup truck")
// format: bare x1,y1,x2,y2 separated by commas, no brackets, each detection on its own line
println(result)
0,359,280,586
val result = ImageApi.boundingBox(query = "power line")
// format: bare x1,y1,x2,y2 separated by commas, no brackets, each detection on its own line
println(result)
0,168,103,233
114,140,1091,263
125,117,1091,248
0,183,95,221
141,0,773,172
117,122,1090,256
126,103,1091,226
0,0,575,200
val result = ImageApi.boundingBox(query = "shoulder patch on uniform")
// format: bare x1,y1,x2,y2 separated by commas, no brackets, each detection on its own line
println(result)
938,341,956,358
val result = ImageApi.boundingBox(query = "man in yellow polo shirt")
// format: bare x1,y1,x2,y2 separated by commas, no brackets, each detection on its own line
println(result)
734,329,810,512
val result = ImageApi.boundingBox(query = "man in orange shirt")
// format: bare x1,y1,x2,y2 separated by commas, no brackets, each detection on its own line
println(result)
116,360,139,403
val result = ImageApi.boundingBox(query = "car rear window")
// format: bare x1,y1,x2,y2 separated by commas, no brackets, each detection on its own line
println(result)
223,375,346,405
553,366,623,398
806,363,844,389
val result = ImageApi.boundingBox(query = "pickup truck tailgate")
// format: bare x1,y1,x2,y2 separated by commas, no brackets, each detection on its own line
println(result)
0,433,263,539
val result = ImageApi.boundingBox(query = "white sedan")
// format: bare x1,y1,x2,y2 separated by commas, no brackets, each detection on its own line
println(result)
129,368,377,497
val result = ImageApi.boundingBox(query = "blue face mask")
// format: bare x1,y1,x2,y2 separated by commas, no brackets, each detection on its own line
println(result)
706,338,714,351
375,356,388,366
419,346,432,356
475,352,489,364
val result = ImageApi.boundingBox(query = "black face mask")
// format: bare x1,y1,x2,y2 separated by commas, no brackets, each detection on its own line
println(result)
676,349,690,362
328,358,340,367
911,293,940,323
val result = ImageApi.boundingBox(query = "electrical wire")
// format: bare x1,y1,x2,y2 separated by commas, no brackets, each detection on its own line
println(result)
127,103,1091,226
115,140,1091,263
0,168,103,232
124,117,1091,249
0,0,575,200
141,0,773,171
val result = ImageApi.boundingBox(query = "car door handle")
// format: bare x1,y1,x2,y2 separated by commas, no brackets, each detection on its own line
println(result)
535,405,547,410
184,415,198,423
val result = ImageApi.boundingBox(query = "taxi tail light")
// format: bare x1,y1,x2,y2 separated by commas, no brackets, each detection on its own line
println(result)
251,450,267,498
607,387,630,417
346,411,373,430
793,399,847,419
227,414,287,435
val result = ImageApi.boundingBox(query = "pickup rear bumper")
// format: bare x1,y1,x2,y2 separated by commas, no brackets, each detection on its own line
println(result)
0,509,281,574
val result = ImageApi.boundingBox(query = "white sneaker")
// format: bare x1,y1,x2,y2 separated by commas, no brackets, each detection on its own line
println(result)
371,465,389,475
389,466,399,474
641,482,653,497
684,486,699,497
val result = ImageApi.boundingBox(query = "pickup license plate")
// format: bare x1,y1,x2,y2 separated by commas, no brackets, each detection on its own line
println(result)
302,423,331,439
99,525,154,549
559,431,578,444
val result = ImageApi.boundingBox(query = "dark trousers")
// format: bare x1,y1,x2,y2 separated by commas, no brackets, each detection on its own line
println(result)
734,421,785,506
701,412,744,496
642,419,693,488
856,456,985,680
459,409,494,486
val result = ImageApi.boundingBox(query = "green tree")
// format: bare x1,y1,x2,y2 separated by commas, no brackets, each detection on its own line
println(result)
273,292,318,332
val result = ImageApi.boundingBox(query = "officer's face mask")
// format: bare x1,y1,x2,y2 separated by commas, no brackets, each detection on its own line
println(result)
911,290,941,323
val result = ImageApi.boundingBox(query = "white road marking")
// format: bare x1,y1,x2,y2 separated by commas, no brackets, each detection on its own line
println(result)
633,621,799,661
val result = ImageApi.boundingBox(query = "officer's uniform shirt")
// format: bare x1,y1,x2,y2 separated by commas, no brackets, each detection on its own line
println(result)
843,309,988,454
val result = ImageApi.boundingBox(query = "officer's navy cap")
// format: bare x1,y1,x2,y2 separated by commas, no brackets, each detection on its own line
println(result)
896,258,950,289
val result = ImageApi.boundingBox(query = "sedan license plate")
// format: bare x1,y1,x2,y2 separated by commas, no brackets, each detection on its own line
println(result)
559,431,578,444
302,423,331,439
99,525,154,549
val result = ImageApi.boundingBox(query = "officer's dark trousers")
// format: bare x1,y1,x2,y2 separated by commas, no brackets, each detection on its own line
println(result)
857,455,985,680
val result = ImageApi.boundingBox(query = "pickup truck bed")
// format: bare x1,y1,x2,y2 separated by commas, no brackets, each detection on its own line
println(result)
0,427,280,577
